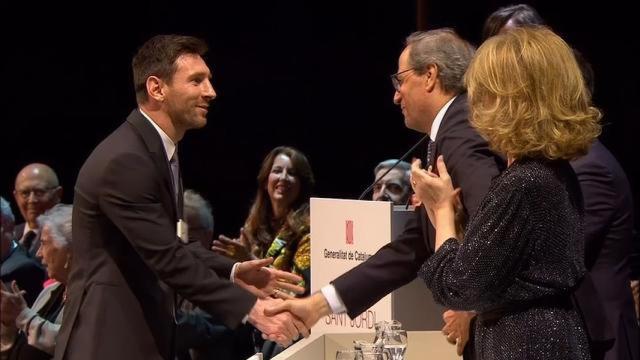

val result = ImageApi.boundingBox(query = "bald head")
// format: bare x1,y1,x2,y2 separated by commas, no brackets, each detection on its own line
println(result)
13,163,62,229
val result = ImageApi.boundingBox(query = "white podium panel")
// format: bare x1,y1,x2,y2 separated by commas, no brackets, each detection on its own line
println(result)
310,198,446,335
310,198,393,334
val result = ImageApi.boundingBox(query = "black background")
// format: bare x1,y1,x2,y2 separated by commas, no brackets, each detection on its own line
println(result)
3,1,638,238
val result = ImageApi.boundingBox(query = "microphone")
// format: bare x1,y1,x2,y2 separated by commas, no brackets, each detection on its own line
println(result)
357,134,431,200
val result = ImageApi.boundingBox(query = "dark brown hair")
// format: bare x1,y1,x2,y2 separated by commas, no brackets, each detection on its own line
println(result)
132,34,208,104
482,4,544,42
244,146,315,256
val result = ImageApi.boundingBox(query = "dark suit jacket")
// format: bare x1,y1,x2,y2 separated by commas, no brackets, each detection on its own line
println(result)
332,94,505,317
572,140,640,360
54,110,256,360
14,223,41,258
0,243,46,306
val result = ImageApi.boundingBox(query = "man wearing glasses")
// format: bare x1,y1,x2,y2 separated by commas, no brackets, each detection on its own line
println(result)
12,163,62,257
267,29,505,358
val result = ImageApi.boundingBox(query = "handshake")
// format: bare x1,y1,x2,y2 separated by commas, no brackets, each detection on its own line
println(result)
233,258,331,347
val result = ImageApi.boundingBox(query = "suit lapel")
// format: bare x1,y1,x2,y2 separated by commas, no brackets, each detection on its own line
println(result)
433,93,466,162
424,94,468,253
126,109,178,220
13,223,26,242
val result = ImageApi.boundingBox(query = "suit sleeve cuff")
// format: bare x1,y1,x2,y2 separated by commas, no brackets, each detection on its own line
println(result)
321,284,347,314
232,263,251,325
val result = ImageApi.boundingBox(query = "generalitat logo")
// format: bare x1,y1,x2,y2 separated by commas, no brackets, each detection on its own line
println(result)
346,220,354,245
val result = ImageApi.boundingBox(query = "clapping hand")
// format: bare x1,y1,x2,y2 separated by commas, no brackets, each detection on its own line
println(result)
410,155,459,213
234,258,305,299
212,227,253,262
411,156,461,249
0,281,28,326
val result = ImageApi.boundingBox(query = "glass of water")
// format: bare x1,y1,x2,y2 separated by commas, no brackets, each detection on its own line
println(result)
359,341,386,360
336,349,359,360
384,329,408,360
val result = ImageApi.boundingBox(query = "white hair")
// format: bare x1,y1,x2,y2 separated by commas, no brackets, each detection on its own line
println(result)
184,189,214,232
37,204,72,248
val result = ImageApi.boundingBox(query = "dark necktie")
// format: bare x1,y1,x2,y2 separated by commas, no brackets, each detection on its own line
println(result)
21,230,37,254
426,139,436,169
169,151,183,218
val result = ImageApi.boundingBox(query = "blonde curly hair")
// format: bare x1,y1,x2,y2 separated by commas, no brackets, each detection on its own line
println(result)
465,26,601,160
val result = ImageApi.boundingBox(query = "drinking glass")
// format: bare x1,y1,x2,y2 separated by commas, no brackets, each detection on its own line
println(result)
373,321,388,345
336,349,359,360
373,320,403,345
359,341,386,360
384,329,408,360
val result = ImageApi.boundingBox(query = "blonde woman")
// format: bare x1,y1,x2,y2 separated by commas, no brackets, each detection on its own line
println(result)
413,27,600,359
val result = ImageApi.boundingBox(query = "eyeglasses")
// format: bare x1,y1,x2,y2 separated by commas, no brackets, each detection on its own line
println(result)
15,187,57,199
390,68,415,91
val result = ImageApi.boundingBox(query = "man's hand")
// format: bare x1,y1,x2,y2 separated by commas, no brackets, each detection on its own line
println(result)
248,297,309,347
0,281,28,326
234,258,305,299
442,309,475,356
264,292,332,329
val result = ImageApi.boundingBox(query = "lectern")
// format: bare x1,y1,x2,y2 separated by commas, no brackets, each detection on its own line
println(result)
310,198,445,335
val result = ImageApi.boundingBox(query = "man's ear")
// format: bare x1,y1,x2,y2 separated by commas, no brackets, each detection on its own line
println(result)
146,76,165,102
53,186,63,203
424,64,439,92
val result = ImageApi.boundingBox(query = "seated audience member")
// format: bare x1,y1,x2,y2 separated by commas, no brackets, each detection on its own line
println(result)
371,159,412,205
175,189,253,360
1,204,72,359
213,146,315,359
214,146,314,295
12,164,62,258
0,197,45,307
183,189,215,249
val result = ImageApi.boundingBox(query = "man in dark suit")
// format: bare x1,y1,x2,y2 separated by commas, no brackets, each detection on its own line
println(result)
12,163,62,257
267,29,504,355
54,35,307,360
572,141,640,360
371,159,413,205
1,197,46,307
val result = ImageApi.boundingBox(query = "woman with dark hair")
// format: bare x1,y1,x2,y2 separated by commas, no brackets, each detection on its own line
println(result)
213,146,314,359
481,4,544,42
213,146,315,296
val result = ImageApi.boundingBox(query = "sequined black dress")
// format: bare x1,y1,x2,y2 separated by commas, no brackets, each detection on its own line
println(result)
419,158,590,359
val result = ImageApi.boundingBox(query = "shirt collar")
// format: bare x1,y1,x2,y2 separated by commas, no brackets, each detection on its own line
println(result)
139,108,176,161
430,96,457,141
22,223,38,237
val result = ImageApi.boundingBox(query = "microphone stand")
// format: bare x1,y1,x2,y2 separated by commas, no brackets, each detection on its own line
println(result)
357,134,431,200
